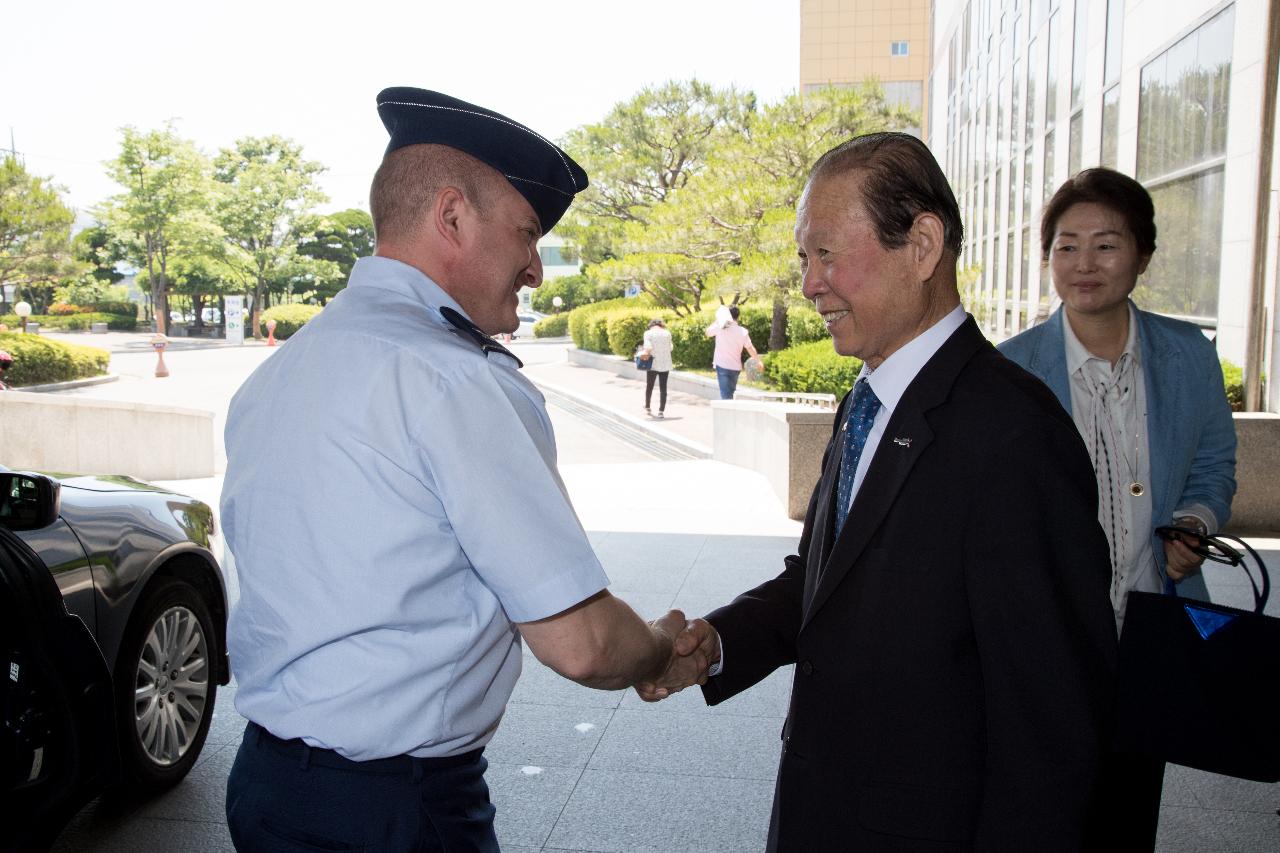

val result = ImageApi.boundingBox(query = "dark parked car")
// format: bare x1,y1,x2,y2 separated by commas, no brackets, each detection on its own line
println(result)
0,469,230,850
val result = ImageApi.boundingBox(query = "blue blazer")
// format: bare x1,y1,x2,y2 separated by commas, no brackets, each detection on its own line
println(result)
998,304,1237,597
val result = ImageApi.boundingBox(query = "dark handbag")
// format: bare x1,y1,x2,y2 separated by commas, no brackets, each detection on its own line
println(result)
1114,531,1279,782
635,353,653,371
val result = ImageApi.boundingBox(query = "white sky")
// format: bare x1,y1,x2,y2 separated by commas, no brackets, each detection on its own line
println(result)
4,0,801,221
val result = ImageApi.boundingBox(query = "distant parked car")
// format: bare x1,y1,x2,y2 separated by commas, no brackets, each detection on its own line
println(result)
0,468,230,850
514,311,546,338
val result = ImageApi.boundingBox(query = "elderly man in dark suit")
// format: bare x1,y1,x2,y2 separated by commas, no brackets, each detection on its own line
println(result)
641,133,1119,851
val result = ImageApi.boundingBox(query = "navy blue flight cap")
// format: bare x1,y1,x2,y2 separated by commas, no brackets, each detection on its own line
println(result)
376,87,588,233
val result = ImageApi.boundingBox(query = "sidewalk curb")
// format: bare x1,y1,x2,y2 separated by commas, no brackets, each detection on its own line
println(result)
11,373,121,393
528,376,713,460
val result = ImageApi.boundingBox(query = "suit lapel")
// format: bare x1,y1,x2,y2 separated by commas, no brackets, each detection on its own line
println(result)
801,318,987,630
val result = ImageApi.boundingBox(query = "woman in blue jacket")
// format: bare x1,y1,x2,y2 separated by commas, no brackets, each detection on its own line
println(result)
999,168,1236,849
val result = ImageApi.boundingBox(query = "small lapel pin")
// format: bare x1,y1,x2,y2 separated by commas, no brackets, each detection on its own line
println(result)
892,437,912,447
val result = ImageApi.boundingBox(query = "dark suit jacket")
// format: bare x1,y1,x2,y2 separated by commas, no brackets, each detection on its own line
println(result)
702,318,1119,852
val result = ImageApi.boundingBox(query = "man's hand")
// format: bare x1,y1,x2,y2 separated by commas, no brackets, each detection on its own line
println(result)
634,616,721,702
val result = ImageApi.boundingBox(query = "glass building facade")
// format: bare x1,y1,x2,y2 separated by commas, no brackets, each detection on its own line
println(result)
929,0,1272,373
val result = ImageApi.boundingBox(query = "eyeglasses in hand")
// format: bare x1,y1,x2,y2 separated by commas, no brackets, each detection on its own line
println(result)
1155,525,1243,566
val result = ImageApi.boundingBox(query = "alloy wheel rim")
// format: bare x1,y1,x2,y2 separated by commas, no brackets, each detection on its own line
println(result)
133,604,210,766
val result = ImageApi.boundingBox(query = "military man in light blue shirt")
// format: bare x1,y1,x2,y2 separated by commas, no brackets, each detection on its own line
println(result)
222,88,705,852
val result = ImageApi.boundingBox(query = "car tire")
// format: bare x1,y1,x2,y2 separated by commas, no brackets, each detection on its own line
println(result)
113,577,218,793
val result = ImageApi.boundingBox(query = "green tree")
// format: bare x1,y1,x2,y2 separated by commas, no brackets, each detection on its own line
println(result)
558,80,757,265
100,124,214,334
295,208,373,303
0,155,80,313
529,272,623,313
213,136,328,337
71,225,125,287
165,237,249,331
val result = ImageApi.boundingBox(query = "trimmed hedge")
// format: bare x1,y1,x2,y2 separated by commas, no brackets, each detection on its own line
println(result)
1221,358,1250,412
0,312,136,331
605,310,657,357
61,312,137,331
566,298,633,351
261,303,322,339
533,313,569,337
786,306,828,346
0,332,110,386
89,301,137,317
763,339,861,396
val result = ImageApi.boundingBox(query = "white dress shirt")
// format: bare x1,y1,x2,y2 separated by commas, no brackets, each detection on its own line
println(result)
851,305,969,502
1063,305,1158,632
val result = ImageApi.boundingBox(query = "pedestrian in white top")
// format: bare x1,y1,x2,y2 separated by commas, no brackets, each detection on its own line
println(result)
642,317,674,417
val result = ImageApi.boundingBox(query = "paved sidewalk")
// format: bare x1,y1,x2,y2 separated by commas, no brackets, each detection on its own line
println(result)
524,358,717,456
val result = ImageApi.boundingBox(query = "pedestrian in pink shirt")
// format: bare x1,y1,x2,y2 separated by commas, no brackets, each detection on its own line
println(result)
705,305,758,399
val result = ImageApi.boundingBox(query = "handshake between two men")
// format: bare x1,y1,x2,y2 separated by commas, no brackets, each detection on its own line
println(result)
636,611,722,702
515,591,722,701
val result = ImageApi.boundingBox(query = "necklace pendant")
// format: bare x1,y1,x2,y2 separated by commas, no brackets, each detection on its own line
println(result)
1129,481,1145,497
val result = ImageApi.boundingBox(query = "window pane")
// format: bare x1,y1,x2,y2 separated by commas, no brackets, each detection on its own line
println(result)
1006,228,1017,309
1026,38,1038,139
1020,225,1032,318
1012,59,1023,150
1008,156,1019,229
1068,110,1083,176
1137,6,1234,181
1045,11,1060,131
539,245,568,266
1104,0,1124,87
1023,144,1034,222
1071,0,1088,107
1043,128,1057,202
1101,85,1120,168
1136,168,1225,321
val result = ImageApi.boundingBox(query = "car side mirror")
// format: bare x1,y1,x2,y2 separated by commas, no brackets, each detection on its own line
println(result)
0,472,61,531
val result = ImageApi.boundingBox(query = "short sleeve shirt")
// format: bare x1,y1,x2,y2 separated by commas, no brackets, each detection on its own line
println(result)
221,256,609,760
707,322,753,371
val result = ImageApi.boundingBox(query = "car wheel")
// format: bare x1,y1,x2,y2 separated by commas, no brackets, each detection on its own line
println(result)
114,577,218,792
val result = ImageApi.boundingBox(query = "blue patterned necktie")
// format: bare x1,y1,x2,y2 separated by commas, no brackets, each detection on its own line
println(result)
835,379,882,535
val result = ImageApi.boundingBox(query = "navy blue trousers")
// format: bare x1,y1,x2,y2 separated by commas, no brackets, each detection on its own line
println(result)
226,722,498,852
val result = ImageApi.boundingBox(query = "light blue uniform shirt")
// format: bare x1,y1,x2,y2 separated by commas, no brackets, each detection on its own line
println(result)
222,256,609,760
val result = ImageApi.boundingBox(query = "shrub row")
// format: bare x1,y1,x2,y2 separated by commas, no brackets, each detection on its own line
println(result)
1221,359,1248,412
565,300,782,369
566,298,638,353
261,304,323,339
763,340,861,396
59,312,138,331
786,307,828,346
46,301,137,317
0,312,137,331
533,313,569,337
0,332,110,386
